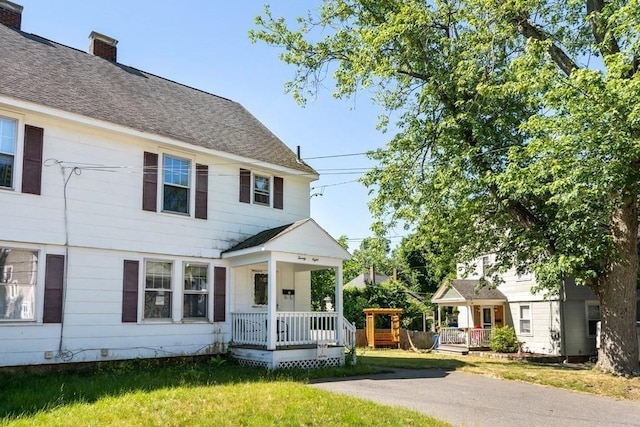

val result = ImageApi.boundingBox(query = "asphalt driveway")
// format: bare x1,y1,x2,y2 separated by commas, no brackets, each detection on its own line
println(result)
309,369,640,426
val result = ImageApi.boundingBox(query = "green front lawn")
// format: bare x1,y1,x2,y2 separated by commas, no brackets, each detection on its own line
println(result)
0,357,448,427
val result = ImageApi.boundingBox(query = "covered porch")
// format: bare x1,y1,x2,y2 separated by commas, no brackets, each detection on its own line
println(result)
432,280,507,353
222,218,354,369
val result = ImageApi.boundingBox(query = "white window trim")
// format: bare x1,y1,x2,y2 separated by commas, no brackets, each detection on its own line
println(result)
156,150,196,217
142,259,175,322
0,111,25,193
518,304,532,336
252,270,268,307
0,245,39,323
252,172,272,207
182,262,210,321
585,301,600,338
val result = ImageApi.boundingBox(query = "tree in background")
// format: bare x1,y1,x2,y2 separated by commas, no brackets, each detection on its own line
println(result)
392,234,456,298
253,0,640,375
343,280,425,329
311,235,357,310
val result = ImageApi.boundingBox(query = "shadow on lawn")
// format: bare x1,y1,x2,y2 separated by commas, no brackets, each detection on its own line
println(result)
0,356,369,420
358,353,472,372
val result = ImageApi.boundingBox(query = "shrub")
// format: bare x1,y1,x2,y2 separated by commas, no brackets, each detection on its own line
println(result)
490,326,518,353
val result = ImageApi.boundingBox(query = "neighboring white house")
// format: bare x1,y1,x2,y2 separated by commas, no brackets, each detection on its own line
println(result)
431,254,630,360
0,1,353,369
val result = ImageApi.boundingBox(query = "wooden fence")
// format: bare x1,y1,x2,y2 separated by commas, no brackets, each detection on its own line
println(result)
356,328,437,350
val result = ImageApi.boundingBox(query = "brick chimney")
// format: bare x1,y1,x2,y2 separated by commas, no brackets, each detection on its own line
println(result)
0,1,23,30
89,31,118,62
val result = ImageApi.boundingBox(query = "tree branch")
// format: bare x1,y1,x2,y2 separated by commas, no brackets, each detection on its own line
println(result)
512,16,578,77
587,0,621,57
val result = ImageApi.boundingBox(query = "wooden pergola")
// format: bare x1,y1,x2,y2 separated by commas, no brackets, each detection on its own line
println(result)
363,308,403,348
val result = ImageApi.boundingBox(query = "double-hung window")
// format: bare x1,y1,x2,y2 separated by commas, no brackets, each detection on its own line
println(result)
183,264,208,318
239,169,283,209
0,247,37,321
586,303,600,337
0,117,17,189
163,155,190,214
253,174,270,206
144,261,172,319
519,304,531,334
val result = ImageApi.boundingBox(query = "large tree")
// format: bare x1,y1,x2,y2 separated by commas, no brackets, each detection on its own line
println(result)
252,0,640,375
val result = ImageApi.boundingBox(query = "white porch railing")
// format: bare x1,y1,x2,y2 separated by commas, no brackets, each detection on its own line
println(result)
232,312,348,347
469,328,492,348
343,318,356,349
231,312,268,346
439,327,492,348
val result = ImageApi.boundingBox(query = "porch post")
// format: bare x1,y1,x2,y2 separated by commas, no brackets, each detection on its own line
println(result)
335,264,344,346
266,257,278,350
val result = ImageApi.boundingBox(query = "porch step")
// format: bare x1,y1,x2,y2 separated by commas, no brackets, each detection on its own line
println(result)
436,344,469,355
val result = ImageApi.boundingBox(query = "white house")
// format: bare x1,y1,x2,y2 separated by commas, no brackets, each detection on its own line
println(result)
432,254,624,360
0,1,353,370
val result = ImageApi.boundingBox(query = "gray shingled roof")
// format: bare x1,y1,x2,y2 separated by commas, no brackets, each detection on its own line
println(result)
0,24,316,174
344,273,391,288
223,223,294,253
449,280,506,300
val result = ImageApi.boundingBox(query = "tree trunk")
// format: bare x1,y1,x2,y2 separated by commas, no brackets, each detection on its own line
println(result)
596,195,640,376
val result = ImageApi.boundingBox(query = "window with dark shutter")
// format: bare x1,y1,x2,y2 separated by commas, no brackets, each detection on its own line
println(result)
239,168,250,203
213,266,226,322
43,254,64,323
122,260,139,322
22,125,43,195
142,152,158,211
274,176,283,210
195,163,208,219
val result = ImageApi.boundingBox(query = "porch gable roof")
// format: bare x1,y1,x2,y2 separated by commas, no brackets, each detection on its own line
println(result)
221,218,351,261
432,279,506,304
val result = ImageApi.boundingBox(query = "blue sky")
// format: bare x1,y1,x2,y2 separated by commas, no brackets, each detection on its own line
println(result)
14,0,400,251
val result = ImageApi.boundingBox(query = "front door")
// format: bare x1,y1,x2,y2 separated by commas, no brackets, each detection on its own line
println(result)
482,307,493,329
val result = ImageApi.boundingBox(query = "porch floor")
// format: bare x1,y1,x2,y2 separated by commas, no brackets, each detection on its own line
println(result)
229,343,342,351
436,344,469,355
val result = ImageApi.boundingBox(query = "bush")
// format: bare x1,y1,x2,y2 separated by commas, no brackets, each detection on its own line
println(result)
490,326,518,353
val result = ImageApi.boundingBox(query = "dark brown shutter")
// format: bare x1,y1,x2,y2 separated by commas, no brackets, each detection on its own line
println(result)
195,163,208,219
239,168,250,203
142,152,158,211
122,260,139,322
213,267,226,322
43,254,64,323
274,176,284,210
22,125,44,195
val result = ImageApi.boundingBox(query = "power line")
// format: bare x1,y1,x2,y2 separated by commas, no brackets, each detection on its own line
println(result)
301,151,370,160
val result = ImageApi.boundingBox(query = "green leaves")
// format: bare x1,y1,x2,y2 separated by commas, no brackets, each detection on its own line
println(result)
253,0,640,372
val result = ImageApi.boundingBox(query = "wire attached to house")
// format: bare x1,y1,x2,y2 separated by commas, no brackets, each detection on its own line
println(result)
47,159,82,361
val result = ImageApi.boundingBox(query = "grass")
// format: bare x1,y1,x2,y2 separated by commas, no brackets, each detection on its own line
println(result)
358,349,640,400
0,356,448,427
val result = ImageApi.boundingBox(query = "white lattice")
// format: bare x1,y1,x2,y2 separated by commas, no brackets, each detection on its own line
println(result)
277,357,342,370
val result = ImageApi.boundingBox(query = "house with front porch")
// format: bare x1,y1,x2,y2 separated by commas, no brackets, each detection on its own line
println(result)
0,1,353,370
432,254,610,359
